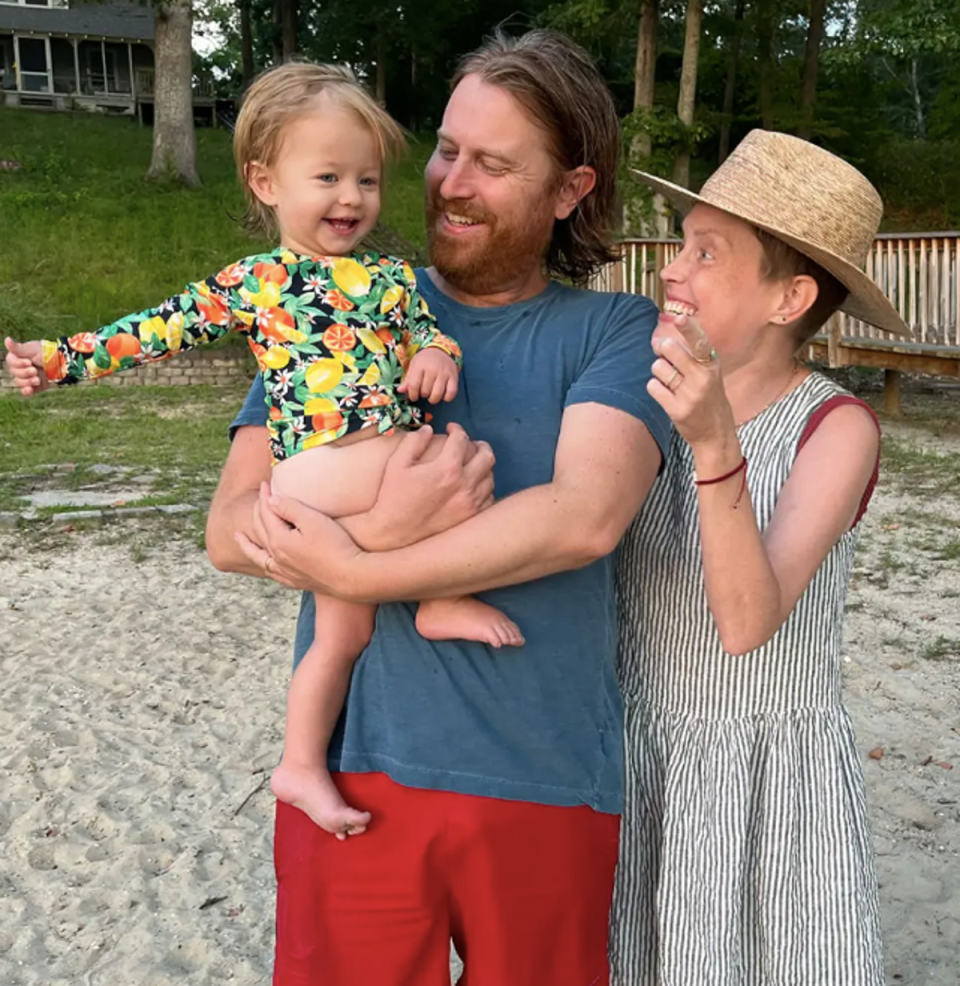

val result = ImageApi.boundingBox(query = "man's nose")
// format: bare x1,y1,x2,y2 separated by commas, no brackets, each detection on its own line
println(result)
439,157,474,202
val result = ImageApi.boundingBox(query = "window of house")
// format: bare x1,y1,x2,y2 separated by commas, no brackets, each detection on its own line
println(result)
0,0,69,8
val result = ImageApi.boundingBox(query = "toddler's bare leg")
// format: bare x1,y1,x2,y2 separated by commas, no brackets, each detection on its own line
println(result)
268,431,523,836
269,595,376,839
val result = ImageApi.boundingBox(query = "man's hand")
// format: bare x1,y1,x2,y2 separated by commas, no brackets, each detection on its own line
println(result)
398,348,459,403
361,423,495,549
4,338,48,396
237,483,366,597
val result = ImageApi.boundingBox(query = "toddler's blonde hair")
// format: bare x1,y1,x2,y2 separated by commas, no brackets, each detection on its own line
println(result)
234,61,406,237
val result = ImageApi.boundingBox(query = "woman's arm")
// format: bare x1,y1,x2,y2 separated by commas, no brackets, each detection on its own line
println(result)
240,402,663,601
650,321,878,655
693,406,877,654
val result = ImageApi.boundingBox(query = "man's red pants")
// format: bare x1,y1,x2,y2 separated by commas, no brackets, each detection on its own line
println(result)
273,772,620,986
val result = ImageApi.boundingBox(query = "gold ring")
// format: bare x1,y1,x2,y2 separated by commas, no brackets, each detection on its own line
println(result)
694,348,718,365
667,367,681,391
264,555,274,573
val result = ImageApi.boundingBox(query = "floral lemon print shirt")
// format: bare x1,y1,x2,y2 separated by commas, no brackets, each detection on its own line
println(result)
41,249,463,462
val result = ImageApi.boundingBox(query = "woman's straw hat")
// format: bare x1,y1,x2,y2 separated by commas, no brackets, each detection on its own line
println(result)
630,130,910,337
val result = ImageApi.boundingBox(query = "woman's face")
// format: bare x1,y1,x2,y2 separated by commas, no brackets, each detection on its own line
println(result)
656,204,788,356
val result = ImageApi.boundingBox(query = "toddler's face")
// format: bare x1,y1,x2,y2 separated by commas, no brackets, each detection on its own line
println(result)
251,97,382,258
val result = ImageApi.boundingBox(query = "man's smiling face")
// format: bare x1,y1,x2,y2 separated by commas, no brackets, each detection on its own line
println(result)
424,74,564,299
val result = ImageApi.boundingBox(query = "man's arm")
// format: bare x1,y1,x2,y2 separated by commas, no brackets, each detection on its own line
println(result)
248,401,662,601
206,424,274,576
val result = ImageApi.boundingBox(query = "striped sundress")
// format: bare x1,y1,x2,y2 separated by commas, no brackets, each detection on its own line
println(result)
611,372,884,986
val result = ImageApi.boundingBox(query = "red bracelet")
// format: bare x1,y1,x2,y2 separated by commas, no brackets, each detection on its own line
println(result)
695,455,748,509
694,455,747,486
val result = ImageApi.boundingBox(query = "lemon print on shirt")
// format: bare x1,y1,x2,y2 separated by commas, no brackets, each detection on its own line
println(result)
331,258,372,298
305,358,344,393
379,284,405,314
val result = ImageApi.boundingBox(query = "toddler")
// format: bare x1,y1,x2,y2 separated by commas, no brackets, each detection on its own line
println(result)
5,61,523,839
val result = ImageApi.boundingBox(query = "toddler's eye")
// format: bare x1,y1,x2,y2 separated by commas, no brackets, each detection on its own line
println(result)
360,176,380,188
318,174,337,184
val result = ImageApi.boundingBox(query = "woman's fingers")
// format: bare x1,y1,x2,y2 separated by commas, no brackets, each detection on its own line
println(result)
672,313,715,362
651,356,684,393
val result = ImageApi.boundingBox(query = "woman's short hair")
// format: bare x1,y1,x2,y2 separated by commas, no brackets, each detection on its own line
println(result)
453,29,621,284
755,229,849,347
235,61,406,238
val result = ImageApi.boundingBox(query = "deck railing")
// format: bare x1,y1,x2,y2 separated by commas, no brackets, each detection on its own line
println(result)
135,69,216,100
589,233,960,349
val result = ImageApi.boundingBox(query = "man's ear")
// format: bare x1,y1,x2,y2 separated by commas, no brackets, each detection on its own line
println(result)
554,165,596,221
246,162,277,207
774,274,819,327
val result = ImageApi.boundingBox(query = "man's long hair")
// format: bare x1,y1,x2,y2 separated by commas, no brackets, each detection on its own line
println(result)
453,29,621,284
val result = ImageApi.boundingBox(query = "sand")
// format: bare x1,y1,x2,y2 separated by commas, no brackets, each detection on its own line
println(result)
1,430,958,985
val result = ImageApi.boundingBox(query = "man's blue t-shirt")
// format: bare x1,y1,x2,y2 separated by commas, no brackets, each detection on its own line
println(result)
230,274,669,814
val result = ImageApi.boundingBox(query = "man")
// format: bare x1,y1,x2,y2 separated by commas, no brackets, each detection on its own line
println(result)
207,29,669,986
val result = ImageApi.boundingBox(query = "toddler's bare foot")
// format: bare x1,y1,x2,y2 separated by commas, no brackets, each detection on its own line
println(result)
416,596,525,649
270,761,371,840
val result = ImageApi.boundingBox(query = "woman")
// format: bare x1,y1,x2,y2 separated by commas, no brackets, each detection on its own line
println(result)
610,130,909,985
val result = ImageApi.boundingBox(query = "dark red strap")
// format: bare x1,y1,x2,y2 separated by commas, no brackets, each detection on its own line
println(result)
796,395,881,529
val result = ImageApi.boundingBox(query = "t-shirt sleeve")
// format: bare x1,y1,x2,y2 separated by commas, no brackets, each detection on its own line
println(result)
564,293,671,461
228,375,269,441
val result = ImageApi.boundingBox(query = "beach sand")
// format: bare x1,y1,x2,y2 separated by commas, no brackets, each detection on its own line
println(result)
1,437,958,985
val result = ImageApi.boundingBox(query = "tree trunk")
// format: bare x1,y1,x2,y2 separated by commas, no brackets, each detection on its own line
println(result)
271,0,283,66
797,0,827,139
281,0,297,61
239,0,254,87
672,0,703,190
719,0,745,163
409,45,418,131
911,57,926,138
375,30,387,104
146,0,199,187
631,0,659,161
757,0,777,131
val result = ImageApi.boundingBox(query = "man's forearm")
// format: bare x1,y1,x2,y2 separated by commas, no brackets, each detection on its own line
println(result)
206,489,268,576
339,480,619,603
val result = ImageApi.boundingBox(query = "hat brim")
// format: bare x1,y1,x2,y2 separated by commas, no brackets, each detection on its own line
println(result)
630,169,912,338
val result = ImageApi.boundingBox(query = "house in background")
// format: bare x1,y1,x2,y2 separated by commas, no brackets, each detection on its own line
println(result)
0,0,215,121
0,0,155,115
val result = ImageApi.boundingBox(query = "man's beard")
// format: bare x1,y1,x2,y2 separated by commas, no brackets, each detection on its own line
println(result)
425,189,557,297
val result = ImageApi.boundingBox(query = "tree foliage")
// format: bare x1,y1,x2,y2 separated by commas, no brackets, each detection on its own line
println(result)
192,0,960,227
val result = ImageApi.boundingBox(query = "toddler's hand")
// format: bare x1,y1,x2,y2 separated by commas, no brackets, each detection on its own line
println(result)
399,348,459,404
4,338,48,396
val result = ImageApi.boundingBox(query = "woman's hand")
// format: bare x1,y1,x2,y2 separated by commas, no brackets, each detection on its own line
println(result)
236,484,366,597
648,314,737,455
363,422,496,550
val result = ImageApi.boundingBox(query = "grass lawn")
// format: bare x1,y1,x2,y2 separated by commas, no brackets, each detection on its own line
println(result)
0,107,433,341
0,383,253,516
